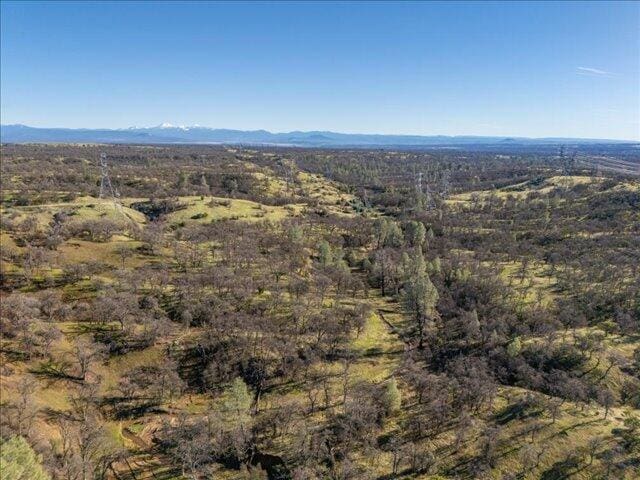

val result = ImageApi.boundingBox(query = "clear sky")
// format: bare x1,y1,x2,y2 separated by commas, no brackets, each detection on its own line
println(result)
1,1,638,140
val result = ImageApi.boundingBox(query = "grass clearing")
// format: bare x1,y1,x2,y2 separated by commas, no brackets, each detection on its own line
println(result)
166,196,304,224
351,311,403,383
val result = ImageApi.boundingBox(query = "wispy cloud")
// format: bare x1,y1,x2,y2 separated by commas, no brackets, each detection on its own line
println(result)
478,123,505,132
576,66,615,77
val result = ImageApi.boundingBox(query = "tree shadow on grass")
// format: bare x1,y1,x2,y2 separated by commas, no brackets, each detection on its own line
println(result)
540,455,583,480
494,400,544,426
0,346,31,363
101,396,164,420
119,454,182,480
29,359,80,382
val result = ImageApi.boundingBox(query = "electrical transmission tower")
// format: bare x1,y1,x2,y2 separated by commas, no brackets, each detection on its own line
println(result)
286,163,295,194
569,150,577,173
414,170,434,210
99,153,123,213
415,171,423,196
425,183,434,210
559,146,577,176
441,169,451,198
558,145,565,162
563,151,577,176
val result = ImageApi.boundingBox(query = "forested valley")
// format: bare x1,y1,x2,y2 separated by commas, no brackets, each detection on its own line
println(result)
1,144,639,480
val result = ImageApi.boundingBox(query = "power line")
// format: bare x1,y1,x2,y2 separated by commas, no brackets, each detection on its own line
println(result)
441,169,451,198
415,171,423,195
99,152,124,215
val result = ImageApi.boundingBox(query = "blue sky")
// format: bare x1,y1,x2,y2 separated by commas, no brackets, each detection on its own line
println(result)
1,1,638,139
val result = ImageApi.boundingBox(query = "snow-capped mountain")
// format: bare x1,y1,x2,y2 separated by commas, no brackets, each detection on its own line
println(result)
0,123,634,147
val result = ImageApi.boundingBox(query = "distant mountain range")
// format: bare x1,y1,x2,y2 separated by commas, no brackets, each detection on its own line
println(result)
0,124,634,147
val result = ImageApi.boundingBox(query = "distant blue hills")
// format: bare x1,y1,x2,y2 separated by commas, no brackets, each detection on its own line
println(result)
0,123,634,147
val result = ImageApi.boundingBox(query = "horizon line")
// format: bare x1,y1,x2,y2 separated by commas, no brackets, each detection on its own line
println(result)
2,123,638,143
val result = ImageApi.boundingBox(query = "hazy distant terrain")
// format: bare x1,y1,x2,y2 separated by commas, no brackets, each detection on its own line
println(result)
2,123,637,148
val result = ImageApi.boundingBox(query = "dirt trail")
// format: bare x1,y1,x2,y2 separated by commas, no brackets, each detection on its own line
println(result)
122,427,150,450
376,309,411,350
